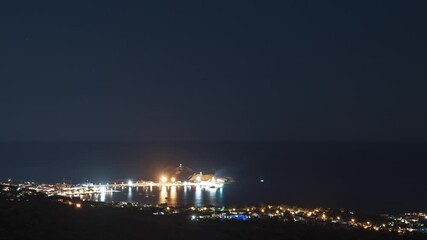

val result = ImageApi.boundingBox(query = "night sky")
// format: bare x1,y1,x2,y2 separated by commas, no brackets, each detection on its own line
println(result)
1,0,426,142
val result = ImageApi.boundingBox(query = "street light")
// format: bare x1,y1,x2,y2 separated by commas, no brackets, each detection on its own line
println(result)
161,176,167,183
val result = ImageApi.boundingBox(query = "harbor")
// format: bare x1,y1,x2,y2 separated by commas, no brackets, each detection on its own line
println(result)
16,164,230,197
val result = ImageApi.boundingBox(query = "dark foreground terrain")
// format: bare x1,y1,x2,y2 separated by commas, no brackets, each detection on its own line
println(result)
1,197,425,240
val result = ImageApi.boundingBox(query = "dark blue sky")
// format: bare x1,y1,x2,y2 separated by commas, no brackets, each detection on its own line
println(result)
1,1,426,141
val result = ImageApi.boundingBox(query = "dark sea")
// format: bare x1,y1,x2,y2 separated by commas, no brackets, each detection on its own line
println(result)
1,141,426,214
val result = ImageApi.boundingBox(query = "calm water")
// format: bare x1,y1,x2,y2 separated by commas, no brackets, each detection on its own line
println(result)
80,182,284,207
1,141,427,213
81,186,226,206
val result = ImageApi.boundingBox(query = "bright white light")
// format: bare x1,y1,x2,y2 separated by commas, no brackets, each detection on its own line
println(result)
128,180,133,186
161,176,167,183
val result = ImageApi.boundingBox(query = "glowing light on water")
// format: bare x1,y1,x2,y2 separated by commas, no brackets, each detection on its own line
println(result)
170,186,177,205
194,186,202,206
160,186,168,204
100,191,106,202
127,186,133,201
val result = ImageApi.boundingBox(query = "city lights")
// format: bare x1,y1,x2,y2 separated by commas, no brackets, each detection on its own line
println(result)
2,182,426,236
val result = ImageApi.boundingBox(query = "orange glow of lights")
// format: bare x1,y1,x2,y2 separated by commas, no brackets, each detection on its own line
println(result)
161,176,167,183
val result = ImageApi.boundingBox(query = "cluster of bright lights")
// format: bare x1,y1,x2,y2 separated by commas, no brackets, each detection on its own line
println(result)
160,176,178,183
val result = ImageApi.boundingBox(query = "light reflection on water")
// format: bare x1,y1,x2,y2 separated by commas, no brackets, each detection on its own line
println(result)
194,186,202,206
159,186,167,204
82,186,224,206
127,186,133,201
170,186,177,205
100,191,106,202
